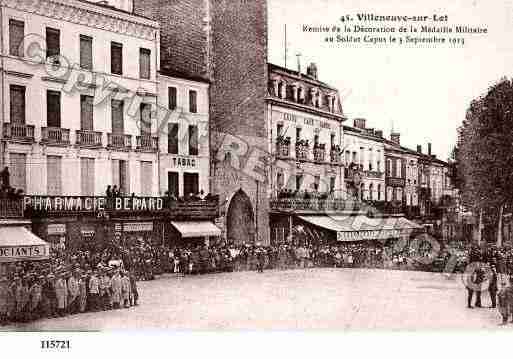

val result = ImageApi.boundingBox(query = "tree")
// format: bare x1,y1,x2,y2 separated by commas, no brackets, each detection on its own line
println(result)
457,78,513,244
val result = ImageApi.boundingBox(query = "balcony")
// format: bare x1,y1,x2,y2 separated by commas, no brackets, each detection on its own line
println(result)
295,142,309,161
364,170,384,179
0,198,24,218
108,133,132,151
330,149,342,165
3,123,35,143
313,147,326,163
386,177,406,187
168,199,219,220
344,164,363,183
136,135,159,152
76,130,103,148
41,127,70,146
276,143,290,158
270,198,360,213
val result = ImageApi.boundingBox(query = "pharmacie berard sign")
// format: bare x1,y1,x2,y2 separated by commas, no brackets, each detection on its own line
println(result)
24,196,164,213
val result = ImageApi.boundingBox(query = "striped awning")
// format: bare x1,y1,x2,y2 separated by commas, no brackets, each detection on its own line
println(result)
171,221,222,238
0,226,50,262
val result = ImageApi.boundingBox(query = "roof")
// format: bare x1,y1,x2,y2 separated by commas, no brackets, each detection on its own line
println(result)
268,63,337,91
77,0,156,23
158,69,211,85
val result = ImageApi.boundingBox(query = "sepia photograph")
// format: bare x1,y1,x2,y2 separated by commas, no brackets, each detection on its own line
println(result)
0,0,512,351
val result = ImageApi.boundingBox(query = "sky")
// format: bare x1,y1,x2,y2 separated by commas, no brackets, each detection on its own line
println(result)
267,0,513,160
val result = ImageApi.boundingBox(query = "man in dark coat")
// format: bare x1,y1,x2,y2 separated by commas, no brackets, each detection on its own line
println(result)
467,265,485,308
488,265,498,308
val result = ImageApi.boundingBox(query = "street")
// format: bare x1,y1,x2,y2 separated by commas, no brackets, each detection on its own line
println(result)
2,268,504,331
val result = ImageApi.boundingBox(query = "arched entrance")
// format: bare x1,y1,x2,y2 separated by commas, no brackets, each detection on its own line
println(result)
226,189,255,245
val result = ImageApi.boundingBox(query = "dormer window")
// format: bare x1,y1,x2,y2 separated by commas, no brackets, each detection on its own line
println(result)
298,86,305,104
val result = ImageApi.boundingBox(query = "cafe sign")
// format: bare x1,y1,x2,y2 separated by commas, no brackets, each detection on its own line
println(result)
24,196,164,213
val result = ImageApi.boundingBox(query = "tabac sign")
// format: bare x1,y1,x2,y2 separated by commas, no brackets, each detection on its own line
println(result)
24,196,164,214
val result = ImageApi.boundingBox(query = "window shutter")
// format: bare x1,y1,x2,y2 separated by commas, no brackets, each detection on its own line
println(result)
9,20,24,57
111,100,124,134
168,123,179,154
188,125,198,155
80,95,94,131
81,158,95,196
10,85,25,124
47,91,61,128
47,155,62,195
168,87,177,110
46,27,60,58
10,153,26,192
111,42,123,75
168,172,179,198
80,35,93,70
139,48,151,79
189,90,197,113
140,161,153,196
140,103,152,135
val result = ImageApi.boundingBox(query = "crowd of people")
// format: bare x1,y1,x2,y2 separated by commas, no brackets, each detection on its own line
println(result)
0,247,140,326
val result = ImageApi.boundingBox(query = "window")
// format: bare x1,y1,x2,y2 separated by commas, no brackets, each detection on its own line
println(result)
314,175,320,191
386,159,391,177
111,100,124,134
330,177,336,193
112,159,129,194
168,172,179,198
277,124,283,138
189,90,197,113
296,128,302,142
168,87,177,110
111,42,123,75
47,155,62,195
168,123,179,154
330,133,335,148
139,103,152,135
140,161,153,196
80,158,95,195
10,153,26,192
183,172,199,196
314,134,319,146
345,151,350,165
378,184,382,201
10,85,25,124
9,19,24,57
46,91,61,127
189,125,198,156
80,35,93,70
295,174,303,191
139,48,151,79
80,95,94,131
352,151,357,164
277,171,284,189
46,27,60,59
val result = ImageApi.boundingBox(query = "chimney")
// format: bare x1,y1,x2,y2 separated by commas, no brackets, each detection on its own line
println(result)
428,142,432,156
375,130,383,138
417,145,422,153
307,62,318,79
353,118,366,129
390,132,400,145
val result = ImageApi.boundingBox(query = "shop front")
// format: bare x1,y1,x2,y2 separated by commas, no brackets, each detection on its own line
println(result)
169,220,223,248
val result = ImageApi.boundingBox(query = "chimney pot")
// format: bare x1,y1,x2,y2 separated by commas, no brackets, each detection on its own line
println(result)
390,132,400,145
353,118,366,129
307,62,318,79
428,142,432,156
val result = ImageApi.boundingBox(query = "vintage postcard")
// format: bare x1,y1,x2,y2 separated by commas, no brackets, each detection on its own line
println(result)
0,0,511,350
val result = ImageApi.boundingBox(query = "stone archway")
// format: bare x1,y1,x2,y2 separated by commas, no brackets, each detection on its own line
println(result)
226,189,255,245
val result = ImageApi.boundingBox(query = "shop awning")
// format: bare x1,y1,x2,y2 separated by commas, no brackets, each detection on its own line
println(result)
298,215,423,242
171,221,222,238
0,226,50,263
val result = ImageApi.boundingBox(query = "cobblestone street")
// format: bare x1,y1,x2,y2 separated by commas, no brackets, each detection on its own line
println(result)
3,268,505,331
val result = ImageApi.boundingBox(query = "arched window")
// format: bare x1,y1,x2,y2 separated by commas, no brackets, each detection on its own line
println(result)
377,184,382,201
369,183,374,200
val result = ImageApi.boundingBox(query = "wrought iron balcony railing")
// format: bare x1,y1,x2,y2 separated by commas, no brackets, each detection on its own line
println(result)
0,198,24,218
295,144,309,161
270,198,360,212
3,123,35,142
313,148,326,163
276,143,290,158
41,127,70,146
136,135,159,152
76,130,103,148
108,133,133,151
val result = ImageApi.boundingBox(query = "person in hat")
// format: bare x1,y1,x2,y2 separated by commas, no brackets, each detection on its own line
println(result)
78,273,87,313
120,271,131,308
129,271,139,306
110,269,122,309
99,268,111,310
488,264,498,308
42,274,56,318
54,272,67,316
28,276,43,321
67,270,80,314
88,270,100,312
497,280,510,325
